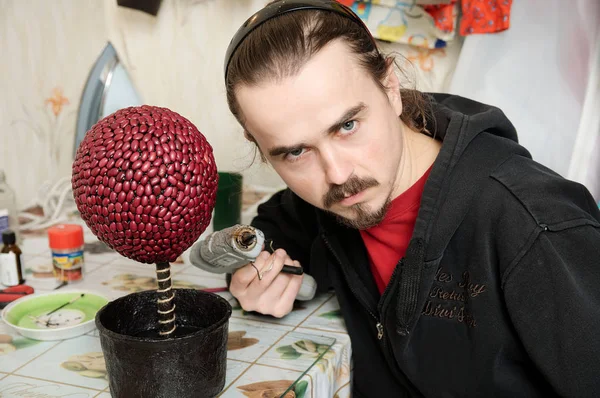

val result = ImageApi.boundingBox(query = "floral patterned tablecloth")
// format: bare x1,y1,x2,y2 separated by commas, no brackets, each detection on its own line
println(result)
0,218,352,398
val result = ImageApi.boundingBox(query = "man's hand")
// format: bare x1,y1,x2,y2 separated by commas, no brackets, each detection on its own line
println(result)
229,248,303,318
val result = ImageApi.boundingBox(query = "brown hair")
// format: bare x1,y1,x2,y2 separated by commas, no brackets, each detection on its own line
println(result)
225,2,432,162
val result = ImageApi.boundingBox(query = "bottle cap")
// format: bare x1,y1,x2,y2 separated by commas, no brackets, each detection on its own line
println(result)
2,229,15,245
48,224,84,249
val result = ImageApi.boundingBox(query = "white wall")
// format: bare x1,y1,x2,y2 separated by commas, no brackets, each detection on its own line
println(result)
449,0,600,200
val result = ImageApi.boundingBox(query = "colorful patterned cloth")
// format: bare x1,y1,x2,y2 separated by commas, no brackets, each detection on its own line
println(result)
458,0,512,35
341,0,458,48
336,0,513,48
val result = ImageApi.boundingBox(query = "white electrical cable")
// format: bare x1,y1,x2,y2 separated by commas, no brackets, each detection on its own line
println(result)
18,176,78,231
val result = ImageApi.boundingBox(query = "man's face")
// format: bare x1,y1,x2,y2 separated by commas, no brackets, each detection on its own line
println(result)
236,40,405,229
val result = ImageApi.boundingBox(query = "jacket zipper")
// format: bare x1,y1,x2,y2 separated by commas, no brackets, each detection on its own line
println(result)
323,235,415,390
322,235,402,340
378,259,403,318
322,236,380,327
376,262,402,340
378,260,405,367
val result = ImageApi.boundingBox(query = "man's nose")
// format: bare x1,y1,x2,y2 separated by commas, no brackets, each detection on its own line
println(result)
321,148,353,186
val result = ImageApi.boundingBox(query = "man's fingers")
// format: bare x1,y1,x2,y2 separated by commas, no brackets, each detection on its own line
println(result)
245,250,288,297
229,248,302,319
254,275,290,314
229,250,271,293
274,265,303,317
255,249,289,285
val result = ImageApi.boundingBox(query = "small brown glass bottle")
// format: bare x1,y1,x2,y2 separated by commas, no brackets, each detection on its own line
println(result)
1,229,24,286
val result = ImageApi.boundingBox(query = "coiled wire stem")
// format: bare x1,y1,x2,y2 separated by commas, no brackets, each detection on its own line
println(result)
156,261,176,337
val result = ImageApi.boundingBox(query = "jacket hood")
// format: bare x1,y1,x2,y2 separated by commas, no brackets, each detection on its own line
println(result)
415,93,523,259
428,93,518,146
391,93,528,335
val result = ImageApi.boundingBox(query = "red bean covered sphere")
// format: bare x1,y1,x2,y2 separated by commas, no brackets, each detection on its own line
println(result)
72,105,218,264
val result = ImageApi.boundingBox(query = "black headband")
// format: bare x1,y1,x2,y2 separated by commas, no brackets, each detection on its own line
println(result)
223,0,372,80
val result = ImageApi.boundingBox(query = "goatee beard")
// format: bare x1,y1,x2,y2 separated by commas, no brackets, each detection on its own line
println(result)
323,175,391,229
332,197,392,230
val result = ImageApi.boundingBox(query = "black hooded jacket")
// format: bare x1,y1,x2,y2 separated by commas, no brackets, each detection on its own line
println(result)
250,94,600,397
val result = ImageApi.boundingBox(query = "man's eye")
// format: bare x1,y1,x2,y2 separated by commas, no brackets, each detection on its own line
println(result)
284,147,307,162
289,148,304,157
341,120,357,133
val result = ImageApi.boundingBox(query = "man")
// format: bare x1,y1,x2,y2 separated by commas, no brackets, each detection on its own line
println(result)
223,1,600,396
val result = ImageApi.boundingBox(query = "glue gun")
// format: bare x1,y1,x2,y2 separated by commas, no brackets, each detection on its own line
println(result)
188,225,317,301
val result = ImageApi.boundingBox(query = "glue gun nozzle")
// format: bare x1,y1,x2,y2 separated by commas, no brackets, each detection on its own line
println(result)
238,231,256,249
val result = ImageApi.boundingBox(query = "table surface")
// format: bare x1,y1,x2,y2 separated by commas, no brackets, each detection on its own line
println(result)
0,217,353,398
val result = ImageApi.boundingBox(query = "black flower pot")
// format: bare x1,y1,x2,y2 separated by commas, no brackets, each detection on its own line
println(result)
96,289,232,398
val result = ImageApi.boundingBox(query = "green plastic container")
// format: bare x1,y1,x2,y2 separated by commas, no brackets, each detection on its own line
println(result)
213,172,243,231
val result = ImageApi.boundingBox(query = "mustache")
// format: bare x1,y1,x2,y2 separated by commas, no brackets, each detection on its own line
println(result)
323,175,379,208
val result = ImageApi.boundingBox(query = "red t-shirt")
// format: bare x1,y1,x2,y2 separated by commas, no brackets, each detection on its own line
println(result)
359,167,432,294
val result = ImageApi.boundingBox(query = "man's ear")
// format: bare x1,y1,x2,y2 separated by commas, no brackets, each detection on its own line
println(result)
383,58,402,117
